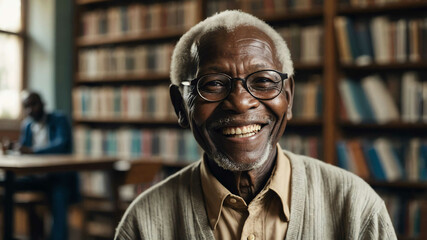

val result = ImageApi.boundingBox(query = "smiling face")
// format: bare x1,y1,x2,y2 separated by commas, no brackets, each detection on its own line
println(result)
174,26,294,171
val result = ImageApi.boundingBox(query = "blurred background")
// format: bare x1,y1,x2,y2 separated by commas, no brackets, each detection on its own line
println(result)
0,0,426,239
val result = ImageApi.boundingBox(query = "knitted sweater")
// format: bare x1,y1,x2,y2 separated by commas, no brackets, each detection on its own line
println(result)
115,150,397,240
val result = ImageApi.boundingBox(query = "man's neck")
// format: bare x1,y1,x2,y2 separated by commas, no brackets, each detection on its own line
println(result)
206,150,277,203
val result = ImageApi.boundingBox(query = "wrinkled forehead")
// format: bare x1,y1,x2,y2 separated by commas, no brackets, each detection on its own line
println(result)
192,26,280,68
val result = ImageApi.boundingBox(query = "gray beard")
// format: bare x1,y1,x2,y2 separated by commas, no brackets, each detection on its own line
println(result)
210,140,273,171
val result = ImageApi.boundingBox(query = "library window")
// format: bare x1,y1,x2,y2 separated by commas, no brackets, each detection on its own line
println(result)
0,0,23,120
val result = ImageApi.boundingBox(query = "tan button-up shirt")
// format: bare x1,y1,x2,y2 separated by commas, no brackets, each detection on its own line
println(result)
200,145,292,240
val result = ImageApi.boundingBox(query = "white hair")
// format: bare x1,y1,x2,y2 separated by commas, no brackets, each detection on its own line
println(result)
170,10,294,86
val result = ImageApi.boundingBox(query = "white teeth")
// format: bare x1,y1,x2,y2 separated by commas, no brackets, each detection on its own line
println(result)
222,124,262,137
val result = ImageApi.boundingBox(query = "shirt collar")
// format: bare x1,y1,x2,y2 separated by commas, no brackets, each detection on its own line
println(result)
200,155,231,229
269,144,292,220
200,144,292,230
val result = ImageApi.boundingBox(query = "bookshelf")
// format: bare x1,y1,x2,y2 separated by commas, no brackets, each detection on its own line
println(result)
334,1,427,239
76,29,186,46
73,0,203,238
72,0,427,239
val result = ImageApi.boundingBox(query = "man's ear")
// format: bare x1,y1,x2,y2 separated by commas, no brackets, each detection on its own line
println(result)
169,84,189,128
284,76,295,120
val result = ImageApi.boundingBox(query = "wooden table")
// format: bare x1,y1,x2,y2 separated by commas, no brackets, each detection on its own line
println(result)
0,154,190,240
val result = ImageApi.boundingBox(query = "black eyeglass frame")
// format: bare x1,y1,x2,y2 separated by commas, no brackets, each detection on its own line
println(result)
181,69,288,102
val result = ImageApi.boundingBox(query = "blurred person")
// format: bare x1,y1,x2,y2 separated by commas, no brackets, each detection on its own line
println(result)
14,91,79,240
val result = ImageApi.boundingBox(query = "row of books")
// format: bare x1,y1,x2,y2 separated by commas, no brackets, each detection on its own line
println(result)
381,194,426,238
80,1,198,39
118,169,174,202
336,138,427,181
339,73,427,123
206,0,323,17
78,43,174,79
292,75,323,120
81,167,172,200
280,134,321,159
277,25,324,64
80,170,111,199
74,126,201,162
335,16,427,65
339,0,423,8
73,86,175,120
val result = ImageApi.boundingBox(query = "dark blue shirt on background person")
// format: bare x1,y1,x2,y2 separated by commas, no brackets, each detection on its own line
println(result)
20,112,72,154
16,91,79,240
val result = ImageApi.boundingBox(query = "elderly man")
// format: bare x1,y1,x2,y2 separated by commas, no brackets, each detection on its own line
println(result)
115,11,396,239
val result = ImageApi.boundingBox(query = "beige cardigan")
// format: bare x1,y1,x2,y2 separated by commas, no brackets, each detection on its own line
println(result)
115,150,397,240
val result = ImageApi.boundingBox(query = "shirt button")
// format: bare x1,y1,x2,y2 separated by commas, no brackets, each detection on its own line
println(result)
248,234,255,240
229,198,237,204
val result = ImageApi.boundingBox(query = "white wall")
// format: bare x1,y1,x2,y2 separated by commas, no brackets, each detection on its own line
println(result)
26,0,73,115
27,0,55,112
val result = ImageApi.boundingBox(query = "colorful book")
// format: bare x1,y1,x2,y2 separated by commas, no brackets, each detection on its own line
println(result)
362,141,387,181
336,141,350,171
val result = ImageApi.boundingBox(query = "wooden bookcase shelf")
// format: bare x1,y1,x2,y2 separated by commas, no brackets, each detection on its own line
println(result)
256,8,324,22
77,29,186,47
74,117,178,125
398,237,420,240
288,119,323,127
294,63,324,71
76,73,170,84
339,121,427,130
339,122,427,138
338,1,427,15
76,0,111,5
369,180,427,191
340,62,427,71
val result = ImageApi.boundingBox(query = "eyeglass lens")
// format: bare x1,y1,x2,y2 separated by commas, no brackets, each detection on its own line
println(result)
197,70,283,101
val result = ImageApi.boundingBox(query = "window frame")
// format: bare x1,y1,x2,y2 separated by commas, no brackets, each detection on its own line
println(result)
0,0,27,130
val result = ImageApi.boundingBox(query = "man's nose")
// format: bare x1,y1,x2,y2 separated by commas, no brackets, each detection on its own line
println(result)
221,82,260,113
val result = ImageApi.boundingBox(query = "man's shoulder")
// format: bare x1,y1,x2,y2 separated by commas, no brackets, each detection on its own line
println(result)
287,150,386,220
286,150,378,198
290,151,364,179
283,151,396,239
126,161,201,210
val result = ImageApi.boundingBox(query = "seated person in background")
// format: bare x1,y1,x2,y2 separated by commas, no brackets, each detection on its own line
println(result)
20,91,72,154
16,91,79,240
115,11,397,239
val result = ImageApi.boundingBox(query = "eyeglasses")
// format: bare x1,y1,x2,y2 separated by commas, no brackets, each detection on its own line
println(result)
181,70,288,102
